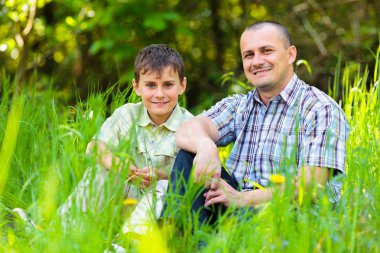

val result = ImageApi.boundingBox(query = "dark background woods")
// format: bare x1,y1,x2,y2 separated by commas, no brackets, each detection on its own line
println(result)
1,0,379,111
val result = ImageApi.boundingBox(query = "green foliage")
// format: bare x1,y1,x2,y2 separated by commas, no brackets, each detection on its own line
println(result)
1,0,379,110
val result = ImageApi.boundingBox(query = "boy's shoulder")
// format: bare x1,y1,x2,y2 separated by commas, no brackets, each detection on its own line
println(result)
108,102,145,125
177,105,193,120
113,102,144,115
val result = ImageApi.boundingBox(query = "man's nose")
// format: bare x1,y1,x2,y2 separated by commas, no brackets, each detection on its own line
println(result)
251,54,265,67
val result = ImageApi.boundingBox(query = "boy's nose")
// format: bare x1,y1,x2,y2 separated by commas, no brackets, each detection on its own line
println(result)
155,87,164,97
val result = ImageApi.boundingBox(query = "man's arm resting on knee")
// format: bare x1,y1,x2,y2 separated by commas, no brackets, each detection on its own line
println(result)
175,115,221,183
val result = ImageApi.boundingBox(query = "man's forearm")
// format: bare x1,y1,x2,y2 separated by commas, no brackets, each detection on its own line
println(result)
175,115,219,153
241,166,330,207
241,188,274,207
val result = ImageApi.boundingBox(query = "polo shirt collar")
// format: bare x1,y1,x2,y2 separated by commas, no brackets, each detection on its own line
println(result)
137,103,181,131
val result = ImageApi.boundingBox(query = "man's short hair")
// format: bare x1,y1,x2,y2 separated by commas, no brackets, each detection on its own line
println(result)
134,44,185,83
245,21,294,48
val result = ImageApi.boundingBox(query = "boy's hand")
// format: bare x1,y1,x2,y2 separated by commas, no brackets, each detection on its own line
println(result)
128,167,155,188
127,167,169,188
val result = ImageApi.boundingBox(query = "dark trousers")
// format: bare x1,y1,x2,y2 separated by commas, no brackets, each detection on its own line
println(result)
162,149,239,226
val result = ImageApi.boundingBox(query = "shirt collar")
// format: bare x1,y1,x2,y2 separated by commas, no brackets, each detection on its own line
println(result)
251,73,300,105
278,73,300,104
138,103,182,131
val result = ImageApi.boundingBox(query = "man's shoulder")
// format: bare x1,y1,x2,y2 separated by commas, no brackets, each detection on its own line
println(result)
219,92,253,107
295,80,347,125
297,79,341,111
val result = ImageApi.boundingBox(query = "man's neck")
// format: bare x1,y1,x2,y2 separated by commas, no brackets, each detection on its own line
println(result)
257,73,295,106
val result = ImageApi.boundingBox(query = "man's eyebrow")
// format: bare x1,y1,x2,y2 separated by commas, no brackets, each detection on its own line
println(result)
242,50,253,55
259,45,275,49
242,45,275,54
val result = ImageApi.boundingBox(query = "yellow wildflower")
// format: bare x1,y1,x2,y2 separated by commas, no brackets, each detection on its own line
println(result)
269,174,286,184
123,198,138,205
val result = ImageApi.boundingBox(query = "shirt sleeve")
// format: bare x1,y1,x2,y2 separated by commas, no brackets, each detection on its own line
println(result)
202,95,244,147
303,104,350,173
93,108,122,149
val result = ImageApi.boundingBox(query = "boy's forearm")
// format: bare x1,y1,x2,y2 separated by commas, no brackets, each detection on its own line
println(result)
86,140,131,172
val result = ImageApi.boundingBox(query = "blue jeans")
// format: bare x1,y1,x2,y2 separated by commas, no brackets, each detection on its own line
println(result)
162,150,240,226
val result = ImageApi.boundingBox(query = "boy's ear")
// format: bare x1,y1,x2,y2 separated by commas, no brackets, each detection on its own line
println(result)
132,79,141,96
179,77,187,95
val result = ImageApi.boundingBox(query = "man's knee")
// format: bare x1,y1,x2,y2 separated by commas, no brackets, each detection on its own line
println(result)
172,149,195,173
176,149,195,162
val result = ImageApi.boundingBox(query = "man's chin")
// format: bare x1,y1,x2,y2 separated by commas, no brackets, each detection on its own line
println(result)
251,80,271,89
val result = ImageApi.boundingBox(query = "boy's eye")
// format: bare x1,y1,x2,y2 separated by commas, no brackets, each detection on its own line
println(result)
164,82,174,88
146,83,156,88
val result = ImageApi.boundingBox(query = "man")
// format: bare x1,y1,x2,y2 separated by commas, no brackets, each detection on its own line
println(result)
165,21,349,224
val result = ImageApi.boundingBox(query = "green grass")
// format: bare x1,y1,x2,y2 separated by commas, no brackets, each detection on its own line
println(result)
1,47,379,252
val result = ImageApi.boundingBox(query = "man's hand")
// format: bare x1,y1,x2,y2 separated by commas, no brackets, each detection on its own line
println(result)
203,179,245,207
175,115,221,186
193,140,221,186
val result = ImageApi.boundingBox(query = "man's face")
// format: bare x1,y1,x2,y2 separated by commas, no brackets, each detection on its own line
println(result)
133,66,186,126
240,26,296,95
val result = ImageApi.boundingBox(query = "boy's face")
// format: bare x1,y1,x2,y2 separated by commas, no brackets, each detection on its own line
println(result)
133,66,186,126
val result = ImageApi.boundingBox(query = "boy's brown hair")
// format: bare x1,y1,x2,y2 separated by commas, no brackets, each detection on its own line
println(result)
134,44,185,83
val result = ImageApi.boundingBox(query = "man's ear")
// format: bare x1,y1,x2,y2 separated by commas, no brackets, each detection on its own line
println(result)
288,45,297,64
132,79,141,96
179,77,187,95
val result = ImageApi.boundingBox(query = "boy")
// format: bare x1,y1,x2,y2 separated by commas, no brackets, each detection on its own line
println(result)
60,44,192,235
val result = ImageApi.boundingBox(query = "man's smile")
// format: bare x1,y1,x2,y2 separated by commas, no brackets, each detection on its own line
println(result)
252,68,272,75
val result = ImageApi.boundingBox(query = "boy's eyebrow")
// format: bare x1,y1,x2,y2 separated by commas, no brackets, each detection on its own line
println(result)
142,79,176,82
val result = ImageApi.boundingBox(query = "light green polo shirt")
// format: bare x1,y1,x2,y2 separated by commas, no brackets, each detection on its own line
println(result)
95,102,193,173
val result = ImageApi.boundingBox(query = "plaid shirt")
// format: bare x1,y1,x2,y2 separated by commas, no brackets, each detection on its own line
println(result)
95,102,193,173
204,74,349,203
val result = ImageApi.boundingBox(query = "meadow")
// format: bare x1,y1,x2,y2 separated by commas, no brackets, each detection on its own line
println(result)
0,49,379,252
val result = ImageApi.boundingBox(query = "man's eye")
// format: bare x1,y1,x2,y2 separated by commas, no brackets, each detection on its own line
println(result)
244,54,253,59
